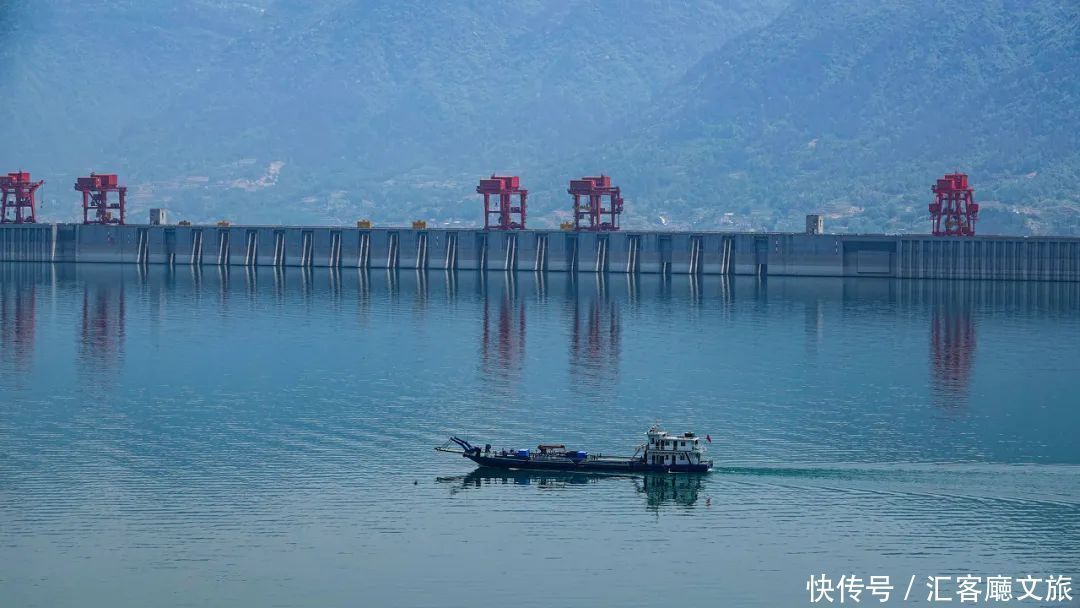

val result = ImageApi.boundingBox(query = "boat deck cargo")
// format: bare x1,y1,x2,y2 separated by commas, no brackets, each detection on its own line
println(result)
438,426,714,474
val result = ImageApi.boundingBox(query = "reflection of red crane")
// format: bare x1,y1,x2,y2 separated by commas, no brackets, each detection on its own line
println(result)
481,294,526,387
0,280,35,373
930,296,976,403
81,284,126,373
929,173,979,236
0,171,44,224
477,175,527,230
569,175,623,231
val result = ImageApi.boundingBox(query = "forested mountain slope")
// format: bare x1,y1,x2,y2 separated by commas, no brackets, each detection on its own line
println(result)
611,0,1080,233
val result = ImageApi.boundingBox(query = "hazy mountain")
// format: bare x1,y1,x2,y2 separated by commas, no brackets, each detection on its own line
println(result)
0,0,785,223
1,0,1077,234
612,0,1080,233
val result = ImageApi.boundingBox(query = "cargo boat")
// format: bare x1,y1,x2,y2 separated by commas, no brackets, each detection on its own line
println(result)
436,425,713,473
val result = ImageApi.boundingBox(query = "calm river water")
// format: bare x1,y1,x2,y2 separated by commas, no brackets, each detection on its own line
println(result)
2,263,1078,607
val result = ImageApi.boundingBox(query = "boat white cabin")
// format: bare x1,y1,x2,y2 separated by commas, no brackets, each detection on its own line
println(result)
643,425,709,467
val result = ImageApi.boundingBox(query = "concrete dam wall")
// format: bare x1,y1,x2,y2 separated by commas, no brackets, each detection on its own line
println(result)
2,223,1080,282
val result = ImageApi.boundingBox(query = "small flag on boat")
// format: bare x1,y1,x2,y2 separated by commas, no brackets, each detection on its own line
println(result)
706,434,712,443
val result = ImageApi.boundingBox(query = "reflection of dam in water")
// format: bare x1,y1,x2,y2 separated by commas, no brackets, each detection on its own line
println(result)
568,293,621,391
929,295,976,403
6,264,1080,411
80,279,126,381
899,280,1080,404
0,265,41,376
480,291,526,392
476,273,623,395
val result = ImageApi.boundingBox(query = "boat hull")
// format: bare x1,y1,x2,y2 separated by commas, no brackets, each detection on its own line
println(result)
465,453,712,474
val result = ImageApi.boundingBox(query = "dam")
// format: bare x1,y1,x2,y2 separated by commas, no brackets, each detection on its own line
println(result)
2,222,1080,282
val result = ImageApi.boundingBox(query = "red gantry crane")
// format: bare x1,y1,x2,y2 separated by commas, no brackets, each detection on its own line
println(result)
569,174,623,231
477,175,527,230
76,173,127,225
929,173,979,236
0,171,44,224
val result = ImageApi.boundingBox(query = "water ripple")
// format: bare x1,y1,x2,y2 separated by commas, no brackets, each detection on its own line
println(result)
1,265,1078,607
